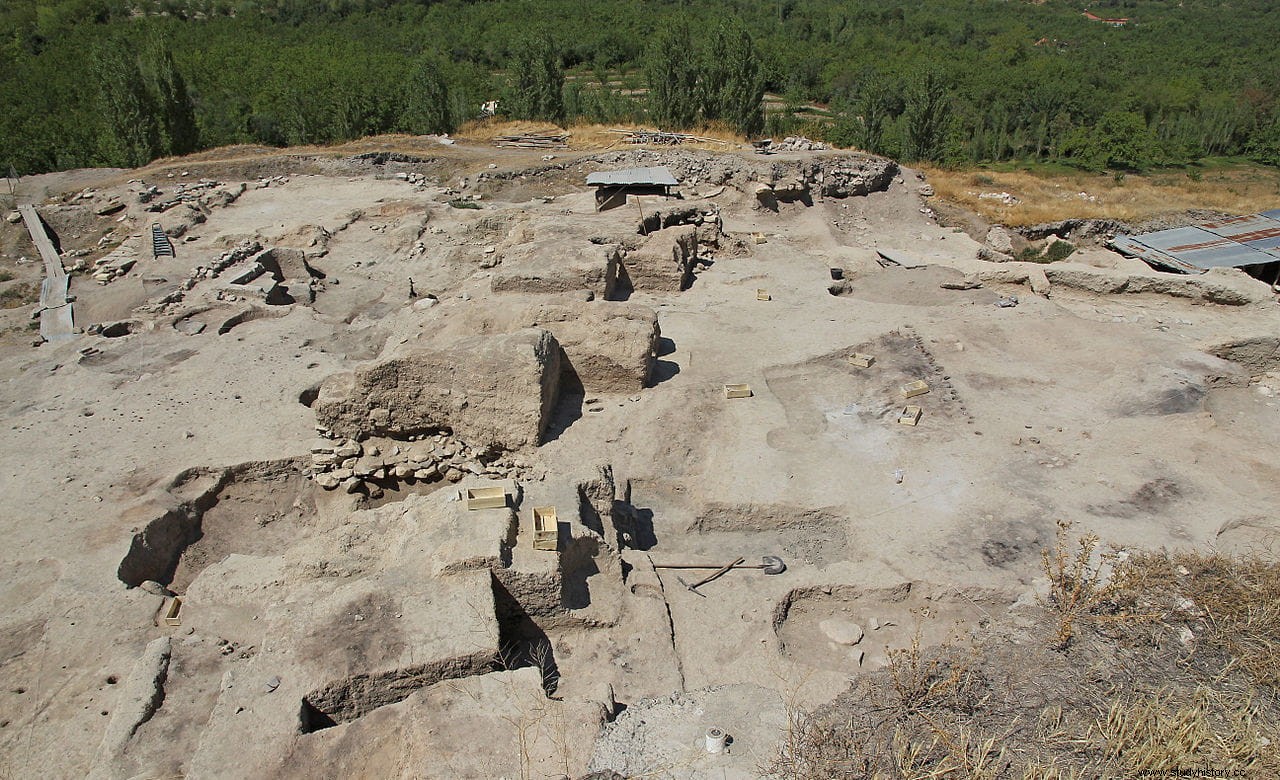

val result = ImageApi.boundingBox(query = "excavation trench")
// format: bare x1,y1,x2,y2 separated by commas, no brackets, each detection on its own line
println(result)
298,571,561,733
116,458,313,590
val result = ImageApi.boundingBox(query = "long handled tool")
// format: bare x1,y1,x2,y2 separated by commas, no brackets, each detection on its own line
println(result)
667,556,787,597
655,556,787,575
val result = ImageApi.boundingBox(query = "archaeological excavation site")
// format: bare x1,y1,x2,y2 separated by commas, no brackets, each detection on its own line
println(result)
3,138,1280,778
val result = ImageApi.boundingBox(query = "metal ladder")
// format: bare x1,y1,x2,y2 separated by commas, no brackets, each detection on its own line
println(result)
151,223,174,258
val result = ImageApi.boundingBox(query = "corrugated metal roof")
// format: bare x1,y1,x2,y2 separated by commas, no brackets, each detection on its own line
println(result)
586,166,680,187
1110,210,1280,274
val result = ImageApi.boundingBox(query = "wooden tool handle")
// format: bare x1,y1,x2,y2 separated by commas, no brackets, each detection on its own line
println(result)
691,556,747,589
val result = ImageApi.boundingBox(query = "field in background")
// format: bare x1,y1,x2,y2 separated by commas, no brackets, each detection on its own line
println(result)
922,159,1280,226
456,120,745,151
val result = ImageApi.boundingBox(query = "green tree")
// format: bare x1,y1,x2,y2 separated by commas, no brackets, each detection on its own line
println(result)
712,24,765,137
507,32,564,122
698,25,730,122
902,67,951,163
855,70,896,154
141,38,199,156
644,21,698,130
404,56,453,135
1246,112,1280,167
1084,110,1155,171
92,44,160,167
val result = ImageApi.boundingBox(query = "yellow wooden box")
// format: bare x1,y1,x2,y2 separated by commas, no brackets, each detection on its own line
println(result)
901,380,930,398
751,232,767,244
465,486,508,510
532,506,558,551
163,596,183,627
756,289,771,301
848,353,875,368
898,406,923,426
723,383,753,399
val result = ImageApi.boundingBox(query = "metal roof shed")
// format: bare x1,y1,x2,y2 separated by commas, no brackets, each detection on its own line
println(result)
1110,210,1280,279
587,166,680,211
586,167,680,187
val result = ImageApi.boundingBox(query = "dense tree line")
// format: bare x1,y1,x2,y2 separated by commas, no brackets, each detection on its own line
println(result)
2,0,1280,173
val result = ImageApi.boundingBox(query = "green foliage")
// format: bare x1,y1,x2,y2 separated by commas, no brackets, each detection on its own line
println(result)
92,42,161,167
448,199,480,209
506,32,564,122
700,23,764,137
829,69,900,153
645,21,698,130
141,36,199,155
403,56,453,135
902,67,952,163
3,0,1280,174
1247,114,1280,167
1018,240,1075,263
1062,110,1154,171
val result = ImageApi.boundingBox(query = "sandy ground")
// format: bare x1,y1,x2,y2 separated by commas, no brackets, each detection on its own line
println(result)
0,142,1278,779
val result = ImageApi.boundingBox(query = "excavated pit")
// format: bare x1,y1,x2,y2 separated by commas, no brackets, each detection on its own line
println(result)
100,320,141,338
1208,336,1280,373
217,307,287,335
763,331,972,456
772,582,1013,672
297,572,555,734
116,458,314,589
686,502,848,568
299,651,500,733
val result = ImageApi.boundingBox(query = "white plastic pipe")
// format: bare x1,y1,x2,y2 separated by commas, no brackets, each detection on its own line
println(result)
705,727,727,754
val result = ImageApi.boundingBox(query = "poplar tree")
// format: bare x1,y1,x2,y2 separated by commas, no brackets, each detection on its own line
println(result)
93,44,160,167
903,67,952,163
644,22,698,130
404,56,454,135
141,39,199,156
508,33,564,122
716,25,764,137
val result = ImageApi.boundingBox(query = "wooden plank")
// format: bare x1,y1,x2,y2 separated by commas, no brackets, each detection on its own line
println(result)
19,205,65,279
20,205,76,341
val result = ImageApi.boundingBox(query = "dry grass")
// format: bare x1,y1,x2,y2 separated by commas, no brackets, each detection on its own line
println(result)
1111,549,1280,687
1092,687,1278,774
886,629,977,713
0,281,38,309
456,119,745,151
1039,520,1152,650
921,163,1280,226
767,538,1280,779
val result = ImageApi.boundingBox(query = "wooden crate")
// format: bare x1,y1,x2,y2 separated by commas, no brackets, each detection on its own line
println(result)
901,380,930,398
532,506,558,551
751,232,768,244
465,486,508,510
723,383,753,399
898,405,923,426
756,289,771,301
163,596,183,627
848,353,875,368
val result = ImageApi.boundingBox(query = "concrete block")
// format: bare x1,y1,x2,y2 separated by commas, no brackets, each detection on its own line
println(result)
901,380,929,398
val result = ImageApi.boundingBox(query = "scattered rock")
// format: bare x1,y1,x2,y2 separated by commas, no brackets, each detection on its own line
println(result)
977,246,1014,263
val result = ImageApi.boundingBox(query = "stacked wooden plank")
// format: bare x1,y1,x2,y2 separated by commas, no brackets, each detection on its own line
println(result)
606,128,729,146
493,134,568,149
